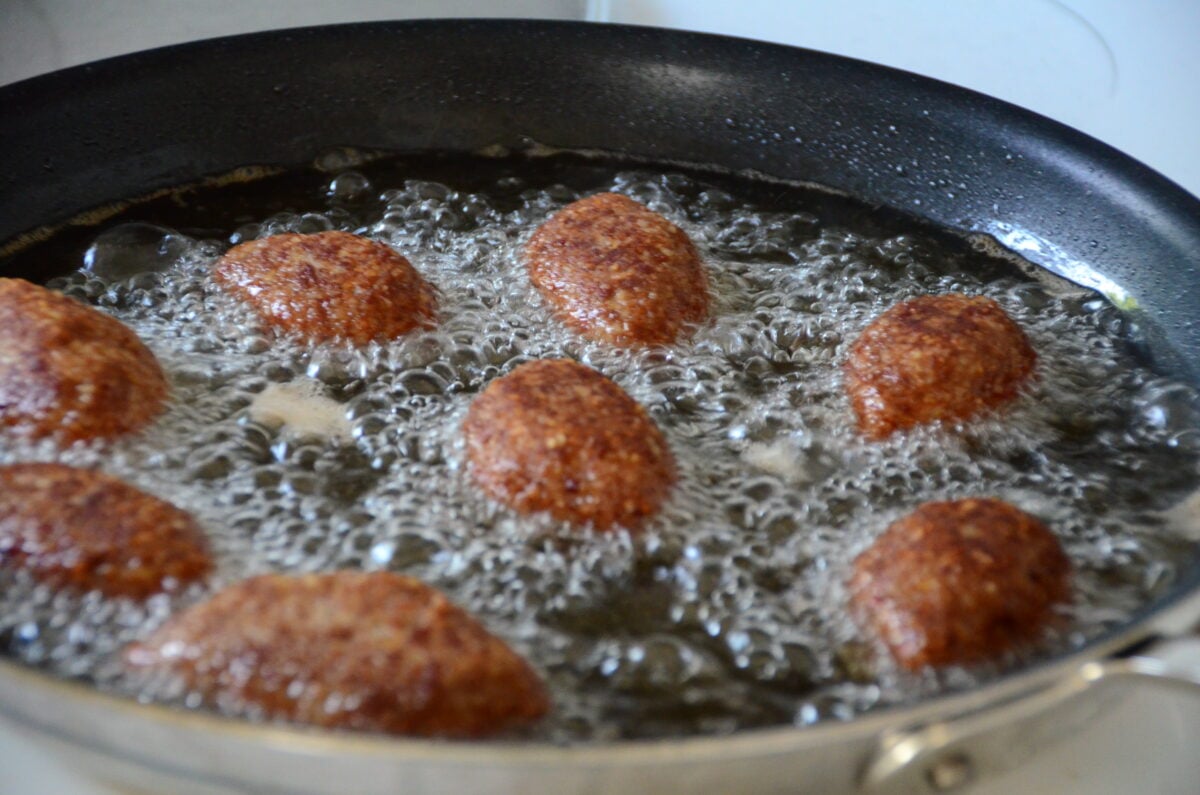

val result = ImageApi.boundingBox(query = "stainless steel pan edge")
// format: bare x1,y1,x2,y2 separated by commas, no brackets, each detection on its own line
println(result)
2,19,1200,795
1,594,1198,795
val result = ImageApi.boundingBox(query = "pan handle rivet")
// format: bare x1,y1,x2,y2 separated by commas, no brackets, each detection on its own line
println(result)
925,753,974,792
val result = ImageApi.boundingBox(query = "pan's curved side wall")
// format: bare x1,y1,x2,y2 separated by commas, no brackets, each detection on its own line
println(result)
2,21,1197,374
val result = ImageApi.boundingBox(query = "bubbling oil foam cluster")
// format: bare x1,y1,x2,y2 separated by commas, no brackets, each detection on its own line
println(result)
2,158,1198,741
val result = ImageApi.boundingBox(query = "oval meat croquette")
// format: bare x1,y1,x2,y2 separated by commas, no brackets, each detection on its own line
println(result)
524,193,710,346
123,572,550,737
0,463,212,599
0,278,167,444
848,498,1071,670
212,231,437,345
844,293,1036,439
463,358,675,530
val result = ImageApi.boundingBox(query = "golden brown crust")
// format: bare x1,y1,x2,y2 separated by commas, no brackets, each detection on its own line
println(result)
0,463,212,599
123,572,550,737
212,231,437,345
848,498,1071,670
0,278,167,444
463,358,676,530
844,293,1036,439
524,193,710,346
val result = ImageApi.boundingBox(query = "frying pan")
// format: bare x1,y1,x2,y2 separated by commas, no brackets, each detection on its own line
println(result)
1,19,1199,795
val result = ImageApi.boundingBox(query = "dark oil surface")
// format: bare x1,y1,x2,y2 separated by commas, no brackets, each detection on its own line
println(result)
1,149,1198,741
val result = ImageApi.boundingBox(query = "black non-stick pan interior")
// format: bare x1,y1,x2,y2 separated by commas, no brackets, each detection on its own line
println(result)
2,20,1198,376
1,17,1199,683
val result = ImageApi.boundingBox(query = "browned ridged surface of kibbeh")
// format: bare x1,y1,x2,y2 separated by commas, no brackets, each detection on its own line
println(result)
849,498,1071,670
123,572,550,737
524,192,710,346
0,278,167,444
0,463,212,599
844,293,1036,439
212,231,437,345
463,358,675,530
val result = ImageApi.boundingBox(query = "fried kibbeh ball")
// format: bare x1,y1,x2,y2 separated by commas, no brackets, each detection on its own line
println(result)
463,358,675,530
524,192,710,346
123,572,550,738
844,293,1036,439
848,498,1070,671
212,231,437,345
0,463,212,599
0,278,167,444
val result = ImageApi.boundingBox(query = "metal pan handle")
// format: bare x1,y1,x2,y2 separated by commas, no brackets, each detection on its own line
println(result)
859,635,1200,793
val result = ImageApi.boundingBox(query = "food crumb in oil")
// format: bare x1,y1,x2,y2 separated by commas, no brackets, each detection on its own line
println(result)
743,440,810,484
248,379,351,441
